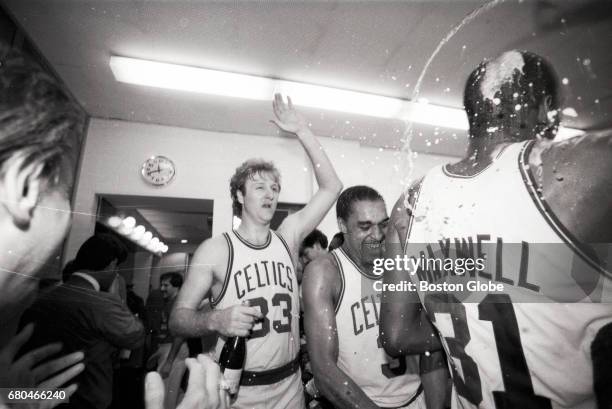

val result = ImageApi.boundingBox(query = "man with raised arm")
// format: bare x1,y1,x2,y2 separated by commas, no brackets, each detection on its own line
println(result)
170,94,343,408
381,50,612,408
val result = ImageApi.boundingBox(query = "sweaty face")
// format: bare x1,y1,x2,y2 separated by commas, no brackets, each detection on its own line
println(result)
239,172,280,223
339,200,388,267
160,279,178,300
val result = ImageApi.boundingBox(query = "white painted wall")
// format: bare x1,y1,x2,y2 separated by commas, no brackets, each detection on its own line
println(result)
132,252,153,299
66,118,453,260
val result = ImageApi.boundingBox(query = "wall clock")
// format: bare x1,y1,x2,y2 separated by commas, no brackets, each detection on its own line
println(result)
141,155,176,186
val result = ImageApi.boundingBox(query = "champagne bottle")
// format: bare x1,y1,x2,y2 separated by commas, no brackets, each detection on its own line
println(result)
219,336,245,395
305,378,320,399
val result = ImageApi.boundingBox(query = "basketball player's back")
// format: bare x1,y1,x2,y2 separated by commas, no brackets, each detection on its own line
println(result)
382,49,612,409
403,133,612,409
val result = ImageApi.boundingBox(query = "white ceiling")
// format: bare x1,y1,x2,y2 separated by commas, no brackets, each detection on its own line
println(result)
3,0,611,156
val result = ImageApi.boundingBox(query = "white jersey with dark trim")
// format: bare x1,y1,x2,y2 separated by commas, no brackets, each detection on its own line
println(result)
332,247,423,408
211,230,303,409
212,230,299,371
404,141,612,409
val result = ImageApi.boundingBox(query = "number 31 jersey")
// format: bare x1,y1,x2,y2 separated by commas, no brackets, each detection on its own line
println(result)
212,230,300,372
405,141,612,409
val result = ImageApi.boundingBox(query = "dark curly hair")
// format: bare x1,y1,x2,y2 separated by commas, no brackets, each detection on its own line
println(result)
336,186,384,221
160,272,184,288
62,234,128,280
299,229,328,257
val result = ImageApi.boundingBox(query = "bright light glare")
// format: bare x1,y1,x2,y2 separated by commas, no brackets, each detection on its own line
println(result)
110,56,583,135
110,56,460,129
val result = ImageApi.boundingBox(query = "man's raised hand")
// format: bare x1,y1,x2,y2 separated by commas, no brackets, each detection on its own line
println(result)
271,93,309,135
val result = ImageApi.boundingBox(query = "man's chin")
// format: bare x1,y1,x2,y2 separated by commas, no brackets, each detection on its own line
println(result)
259,212,275,223
362,251,383,265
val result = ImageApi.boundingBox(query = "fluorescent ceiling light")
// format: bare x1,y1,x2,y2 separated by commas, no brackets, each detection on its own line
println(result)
109,56,464,129
109,56,581,135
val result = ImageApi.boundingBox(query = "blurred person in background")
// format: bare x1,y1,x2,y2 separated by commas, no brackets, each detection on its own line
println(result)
20,234,145,409
147,272,188,409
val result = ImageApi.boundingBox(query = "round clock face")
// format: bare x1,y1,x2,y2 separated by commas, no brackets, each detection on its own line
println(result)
141,156,176,186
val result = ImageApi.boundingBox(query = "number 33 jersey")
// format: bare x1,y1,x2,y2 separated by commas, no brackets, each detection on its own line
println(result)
404,141,612,409
212,230,300,372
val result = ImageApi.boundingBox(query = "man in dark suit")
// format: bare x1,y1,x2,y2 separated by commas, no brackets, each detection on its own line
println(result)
22,234,145,409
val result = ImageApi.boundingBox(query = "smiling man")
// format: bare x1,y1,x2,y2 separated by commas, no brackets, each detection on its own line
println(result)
147,272,187,409
302,186,446,409
170,94,342,408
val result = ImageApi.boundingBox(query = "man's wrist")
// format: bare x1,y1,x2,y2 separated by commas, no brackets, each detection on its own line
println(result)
296,127,313,139
206,309,220,334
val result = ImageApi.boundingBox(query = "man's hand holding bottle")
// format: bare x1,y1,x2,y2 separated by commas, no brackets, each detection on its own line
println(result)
210,301,262,337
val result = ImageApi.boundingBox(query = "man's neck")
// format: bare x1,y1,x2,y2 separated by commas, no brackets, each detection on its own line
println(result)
340,244,374,275
448,132,527,176
236,218,271,245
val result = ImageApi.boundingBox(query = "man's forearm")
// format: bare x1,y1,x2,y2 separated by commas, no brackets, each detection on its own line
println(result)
381,300,441,356
297,128,342,193
421,350,449,409
170,307,218,337
313,365,378,409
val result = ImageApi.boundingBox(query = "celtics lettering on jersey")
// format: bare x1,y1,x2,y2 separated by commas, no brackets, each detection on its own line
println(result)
233,260,294,300
349,293,381,335
213,231,300,373
333,248,422,407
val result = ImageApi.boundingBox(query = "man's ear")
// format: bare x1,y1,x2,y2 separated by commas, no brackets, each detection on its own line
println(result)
0,157,44,229
237,189,245,205
337,217,348,234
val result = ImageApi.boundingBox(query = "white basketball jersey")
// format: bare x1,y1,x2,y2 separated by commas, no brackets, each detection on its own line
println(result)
405,141,612,409
212,230,303,408
332,247,423,408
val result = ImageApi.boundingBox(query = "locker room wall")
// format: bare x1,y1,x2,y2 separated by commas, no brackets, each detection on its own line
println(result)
65,117,452,261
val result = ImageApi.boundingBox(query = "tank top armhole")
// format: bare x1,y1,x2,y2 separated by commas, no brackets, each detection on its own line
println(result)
330,251,346,315
210,233,234,308
273,231,294,262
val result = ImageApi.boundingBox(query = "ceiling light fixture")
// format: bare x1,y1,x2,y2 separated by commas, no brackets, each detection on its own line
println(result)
109,56,582,134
